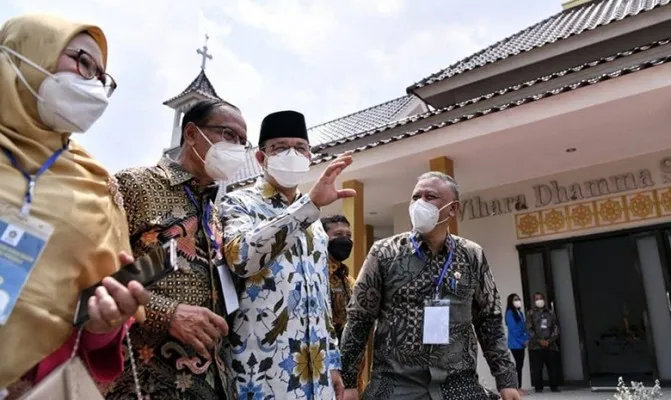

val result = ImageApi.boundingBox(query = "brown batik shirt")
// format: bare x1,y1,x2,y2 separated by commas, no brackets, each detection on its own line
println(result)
329,259,355,342
340,232,517,400
103,157,235,400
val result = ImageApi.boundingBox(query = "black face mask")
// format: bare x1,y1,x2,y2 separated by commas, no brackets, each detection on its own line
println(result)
328,236,353,262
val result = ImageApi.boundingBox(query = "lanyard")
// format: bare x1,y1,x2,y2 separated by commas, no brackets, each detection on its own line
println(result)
410,234,456,296
1,145,67,216
183,185,218,251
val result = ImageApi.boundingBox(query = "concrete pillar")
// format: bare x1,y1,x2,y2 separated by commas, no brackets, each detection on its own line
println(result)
429,156,458,235
342,180,365,277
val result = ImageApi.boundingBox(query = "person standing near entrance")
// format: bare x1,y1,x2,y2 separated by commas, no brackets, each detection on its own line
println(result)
505,293,530,394
106,100,248,399
220,110,350,399
526,292,561,393
340,171,519,400
320,214,355,342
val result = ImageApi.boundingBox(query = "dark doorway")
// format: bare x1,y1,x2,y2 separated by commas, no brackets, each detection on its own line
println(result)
518,222,671,389
572,236,655,387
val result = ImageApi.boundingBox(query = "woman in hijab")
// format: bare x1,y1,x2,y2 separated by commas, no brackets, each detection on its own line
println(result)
0,14,150,397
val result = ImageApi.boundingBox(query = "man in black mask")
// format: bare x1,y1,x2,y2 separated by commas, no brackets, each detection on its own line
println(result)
321,214,355,342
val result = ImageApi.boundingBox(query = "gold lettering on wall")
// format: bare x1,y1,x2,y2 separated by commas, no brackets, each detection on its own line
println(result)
515,187,671,239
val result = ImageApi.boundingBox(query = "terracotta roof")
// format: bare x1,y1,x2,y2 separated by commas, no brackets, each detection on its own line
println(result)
163,69,221,105
408,0,671,91
227,36,671,189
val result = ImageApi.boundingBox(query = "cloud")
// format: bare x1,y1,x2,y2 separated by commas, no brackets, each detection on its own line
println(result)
370,21,493,86
215,0,339,59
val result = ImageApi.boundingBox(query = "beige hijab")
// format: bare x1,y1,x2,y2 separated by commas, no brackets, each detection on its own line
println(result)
0,14,133,386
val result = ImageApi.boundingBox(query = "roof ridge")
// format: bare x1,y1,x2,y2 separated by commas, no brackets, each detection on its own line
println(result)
407,8,567,91
407,0,666,91
308,94,413,131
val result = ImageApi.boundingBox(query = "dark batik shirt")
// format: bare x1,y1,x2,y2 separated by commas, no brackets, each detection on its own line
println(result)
103,157,235,400
526,307,560,351
340,232,517,399
329,259,355,342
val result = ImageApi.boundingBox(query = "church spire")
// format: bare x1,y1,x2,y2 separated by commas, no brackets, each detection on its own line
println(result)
196,34,213,70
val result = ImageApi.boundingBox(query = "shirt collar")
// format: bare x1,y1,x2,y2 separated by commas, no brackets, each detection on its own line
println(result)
409,231,454,257
329,258,349,277
158,156,194,187
254,177,303,205
157,156,219,199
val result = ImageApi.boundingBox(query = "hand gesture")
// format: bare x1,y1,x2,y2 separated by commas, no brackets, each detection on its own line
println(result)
343,388,359,400
331,370,345,400
169,304,229,358
309,153,356,208
500,388,522,400
85,252,151,334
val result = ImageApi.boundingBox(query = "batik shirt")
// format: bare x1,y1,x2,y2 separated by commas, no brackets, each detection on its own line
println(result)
526,307,560,351
329,259,354,342
104,157,236,400
221,178,341,400
340,232,517,400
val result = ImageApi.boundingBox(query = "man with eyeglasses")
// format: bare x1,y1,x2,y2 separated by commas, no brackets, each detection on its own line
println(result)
220,110,354,399
105,100,249,400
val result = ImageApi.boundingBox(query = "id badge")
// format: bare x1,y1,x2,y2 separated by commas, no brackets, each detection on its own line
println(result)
423,298,450,345
540,318,548,330
0,203,53,325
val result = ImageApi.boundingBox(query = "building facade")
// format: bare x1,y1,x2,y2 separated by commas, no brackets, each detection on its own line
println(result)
225,0,671,391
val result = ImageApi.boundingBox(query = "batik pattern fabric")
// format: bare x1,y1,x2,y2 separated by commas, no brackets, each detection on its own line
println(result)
526,307,560,351
220,178,340,400
103,157,235,400
328,260,354,342
339,232,517,400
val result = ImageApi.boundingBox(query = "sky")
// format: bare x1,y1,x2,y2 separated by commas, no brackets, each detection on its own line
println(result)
1,0,561,173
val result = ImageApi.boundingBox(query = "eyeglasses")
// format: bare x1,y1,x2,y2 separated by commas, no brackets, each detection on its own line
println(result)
200,125,251,149
263,143,311,155
64,48,117,97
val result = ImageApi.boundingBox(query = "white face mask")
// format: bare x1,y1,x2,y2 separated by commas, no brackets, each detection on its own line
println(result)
193,127,247,181
513,300,522,309
0,45,109,133
408,199,455,234
265,149,310,188
535,299,546,308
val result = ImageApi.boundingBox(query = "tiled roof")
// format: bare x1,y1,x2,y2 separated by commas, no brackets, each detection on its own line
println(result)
163,69,221,105
227,36,671,189
226,95,421,187
408,0,671,90
310,38,671,166
310,95,418,149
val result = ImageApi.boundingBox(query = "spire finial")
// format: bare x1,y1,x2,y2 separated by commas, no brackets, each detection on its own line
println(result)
196,34,213,70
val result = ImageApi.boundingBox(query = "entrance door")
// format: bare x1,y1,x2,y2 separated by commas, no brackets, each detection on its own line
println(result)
520,248,585,385
572,235,655,388
633,231,671,383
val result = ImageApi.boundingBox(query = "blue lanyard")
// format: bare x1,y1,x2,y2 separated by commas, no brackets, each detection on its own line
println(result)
410,234,456,294
183,185,218,251
2,144,68,216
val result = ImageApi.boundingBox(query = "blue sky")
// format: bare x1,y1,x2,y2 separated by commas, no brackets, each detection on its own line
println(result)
1,0,560,172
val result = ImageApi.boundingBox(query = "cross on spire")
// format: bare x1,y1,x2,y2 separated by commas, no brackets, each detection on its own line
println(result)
196,34,213,70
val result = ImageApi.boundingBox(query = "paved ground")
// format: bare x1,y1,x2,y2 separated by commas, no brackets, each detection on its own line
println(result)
521,387,670,399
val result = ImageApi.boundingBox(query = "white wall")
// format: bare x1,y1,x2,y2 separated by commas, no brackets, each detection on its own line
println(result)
389,149,671,390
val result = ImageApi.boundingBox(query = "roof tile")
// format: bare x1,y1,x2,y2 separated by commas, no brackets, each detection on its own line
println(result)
408,0,671,90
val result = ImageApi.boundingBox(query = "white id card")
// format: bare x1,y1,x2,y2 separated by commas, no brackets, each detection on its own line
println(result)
0,203,53,325
423,298,451,345
217,265,239,315
540,318,548,330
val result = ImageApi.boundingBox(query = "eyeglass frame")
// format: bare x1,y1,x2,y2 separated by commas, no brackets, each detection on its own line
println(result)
261,141,311,156
199,124,251,149
63,48,117,97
